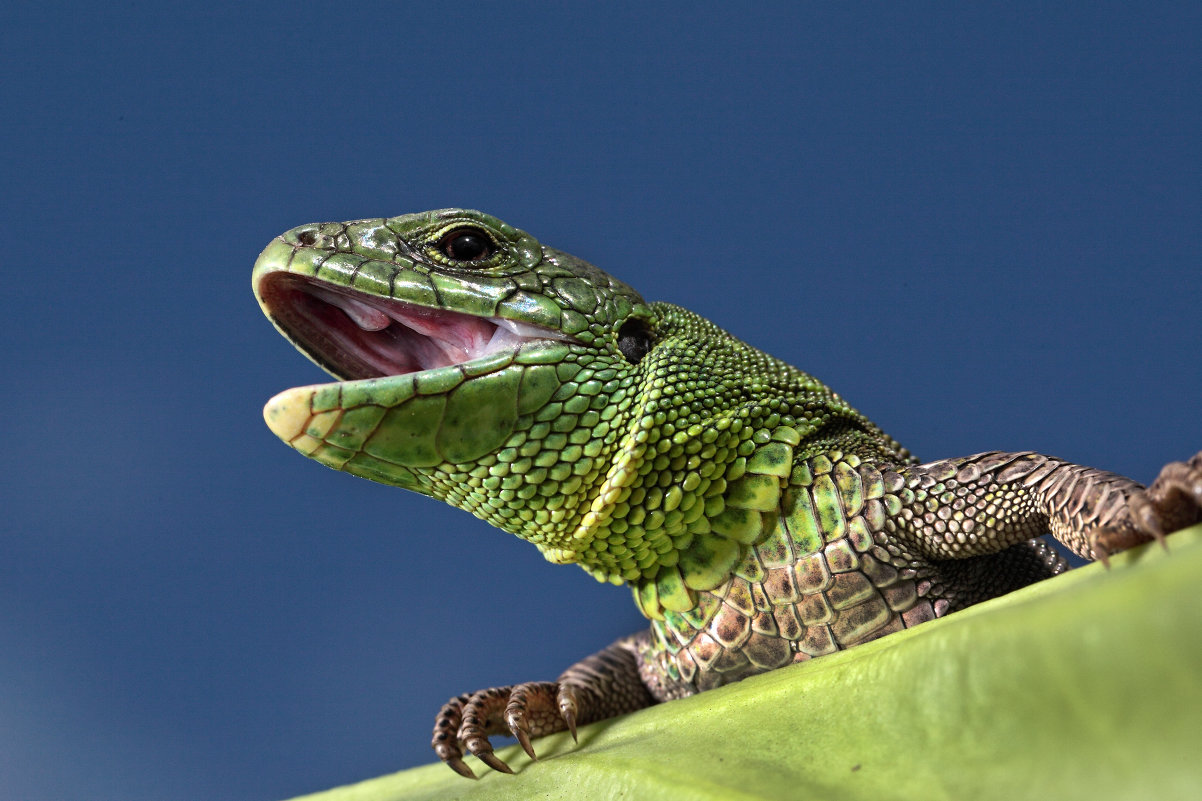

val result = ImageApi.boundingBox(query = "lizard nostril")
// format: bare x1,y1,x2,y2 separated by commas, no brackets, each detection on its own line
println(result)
296,230,318,246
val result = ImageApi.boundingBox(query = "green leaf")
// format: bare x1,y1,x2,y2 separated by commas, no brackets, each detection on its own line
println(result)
290,525,1202,801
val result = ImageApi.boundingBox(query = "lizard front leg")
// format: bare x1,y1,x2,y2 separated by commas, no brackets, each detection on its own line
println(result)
885,450,1202,566
432,633,656,777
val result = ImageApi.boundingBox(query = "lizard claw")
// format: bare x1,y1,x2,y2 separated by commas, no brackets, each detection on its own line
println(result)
470,746,514,775
511,721,537,761
557,685,580,742
445,756,477,780
1090,535,1112,569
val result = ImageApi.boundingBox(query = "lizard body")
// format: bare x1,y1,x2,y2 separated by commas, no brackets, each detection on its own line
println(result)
252,209,1202,777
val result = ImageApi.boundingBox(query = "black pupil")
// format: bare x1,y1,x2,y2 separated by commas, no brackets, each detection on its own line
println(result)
443,230,492,261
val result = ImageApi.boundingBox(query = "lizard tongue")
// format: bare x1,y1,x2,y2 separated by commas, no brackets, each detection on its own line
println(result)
303,282,495,368
306,286,391,331
260,272,574,381
384,302,494,361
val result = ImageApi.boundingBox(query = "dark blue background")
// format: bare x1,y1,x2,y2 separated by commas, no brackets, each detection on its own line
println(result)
3,3,1199,800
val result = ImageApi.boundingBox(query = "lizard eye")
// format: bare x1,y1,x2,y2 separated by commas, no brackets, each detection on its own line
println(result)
617,319,653,364
438,228,496,262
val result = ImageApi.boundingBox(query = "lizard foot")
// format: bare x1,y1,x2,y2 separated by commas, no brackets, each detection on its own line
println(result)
1088,451,1202,566
431,682,576,778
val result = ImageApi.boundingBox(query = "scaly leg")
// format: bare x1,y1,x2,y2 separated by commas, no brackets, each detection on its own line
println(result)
883,451,1202,567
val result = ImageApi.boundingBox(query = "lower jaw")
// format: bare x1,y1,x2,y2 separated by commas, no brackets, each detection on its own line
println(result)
264,339,574,480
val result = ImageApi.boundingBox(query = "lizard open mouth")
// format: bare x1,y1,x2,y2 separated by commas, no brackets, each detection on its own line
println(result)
257,273,574,380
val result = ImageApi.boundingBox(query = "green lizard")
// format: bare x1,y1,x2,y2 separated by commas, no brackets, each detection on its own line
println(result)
252,208,1202,779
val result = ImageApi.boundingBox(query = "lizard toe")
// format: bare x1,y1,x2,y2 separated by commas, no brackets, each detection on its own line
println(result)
504,681,562,760
1087,520,1158,566
432,693,475,777
1128,494,1167,547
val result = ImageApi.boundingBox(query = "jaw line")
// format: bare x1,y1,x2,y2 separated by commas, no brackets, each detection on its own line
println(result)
261,337,573,447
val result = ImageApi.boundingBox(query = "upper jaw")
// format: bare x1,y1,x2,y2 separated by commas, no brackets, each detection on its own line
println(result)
255,271,576,381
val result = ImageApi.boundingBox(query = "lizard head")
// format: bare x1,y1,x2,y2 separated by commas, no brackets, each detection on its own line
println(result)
254,209,880,611
253,209,658,573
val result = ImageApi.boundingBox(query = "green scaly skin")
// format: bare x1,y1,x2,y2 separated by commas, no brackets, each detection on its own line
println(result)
252,209,1202,778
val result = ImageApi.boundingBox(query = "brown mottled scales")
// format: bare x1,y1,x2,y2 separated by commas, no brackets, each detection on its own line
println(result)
252,209,1202,778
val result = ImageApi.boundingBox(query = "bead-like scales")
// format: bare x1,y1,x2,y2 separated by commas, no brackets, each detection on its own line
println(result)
253,209,1202,778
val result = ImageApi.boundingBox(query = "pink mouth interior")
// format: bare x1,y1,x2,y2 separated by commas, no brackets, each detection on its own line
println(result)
258,273,567,379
